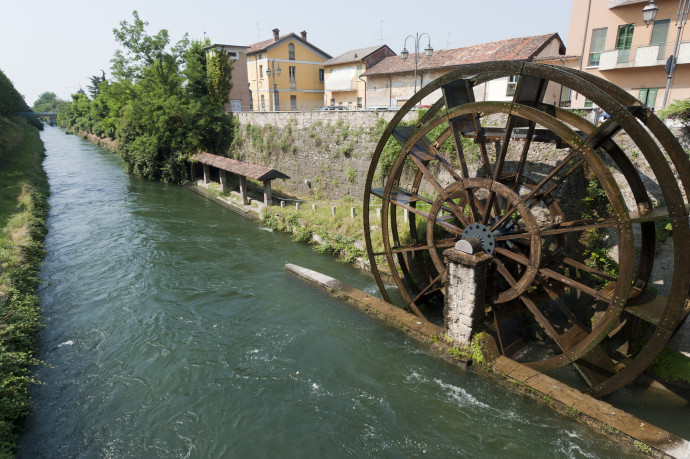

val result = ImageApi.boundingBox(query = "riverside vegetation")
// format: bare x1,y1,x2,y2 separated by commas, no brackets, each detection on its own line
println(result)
0,69,49,457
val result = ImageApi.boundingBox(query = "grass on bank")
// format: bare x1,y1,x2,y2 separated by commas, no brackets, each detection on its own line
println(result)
0,116,49,457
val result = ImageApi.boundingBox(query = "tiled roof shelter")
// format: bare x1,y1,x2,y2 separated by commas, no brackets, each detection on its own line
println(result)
193,152,289,206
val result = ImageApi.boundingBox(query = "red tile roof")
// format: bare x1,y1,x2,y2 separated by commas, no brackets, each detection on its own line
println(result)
195,152,290,181
362,33,563,77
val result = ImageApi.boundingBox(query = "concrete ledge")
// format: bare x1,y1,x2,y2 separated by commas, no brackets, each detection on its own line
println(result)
287,263,690,458
184,183,260,221
286,263,446,345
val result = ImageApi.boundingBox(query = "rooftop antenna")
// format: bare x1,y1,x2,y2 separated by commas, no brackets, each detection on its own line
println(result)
257,22,261,41
378,20,386,41
446,32,452,49
203,28,207,42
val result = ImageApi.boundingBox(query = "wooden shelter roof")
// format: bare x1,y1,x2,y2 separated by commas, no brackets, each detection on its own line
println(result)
195,152,289,181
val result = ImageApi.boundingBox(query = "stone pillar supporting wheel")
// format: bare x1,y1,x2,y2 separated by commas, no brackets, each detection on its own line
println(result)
444,249,491,347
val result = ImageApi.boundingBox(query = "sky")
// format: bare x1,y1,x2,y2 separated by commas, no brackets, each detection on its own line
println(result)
1,1,573,106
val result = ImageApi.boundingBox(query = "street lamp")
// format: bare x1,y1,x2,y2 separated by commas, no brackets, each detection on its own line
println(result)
401,33,433,102
265,59,281,111
643,0,690,108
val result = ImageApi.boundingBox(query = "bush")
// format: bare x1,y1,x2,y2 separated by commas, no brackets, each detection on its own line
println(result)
658,98,690,125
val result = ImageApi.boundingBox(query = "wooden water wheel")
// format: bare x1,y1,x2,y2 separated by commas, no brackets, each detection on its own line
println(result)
363,62,690,397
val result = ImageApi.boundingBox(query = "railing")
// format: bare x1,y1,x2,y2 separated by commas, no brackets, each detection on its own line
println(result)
594,41,690,70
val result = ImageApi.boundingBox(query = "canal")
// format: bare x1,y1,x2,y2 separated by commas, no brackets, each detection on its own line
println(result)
19,127,641,457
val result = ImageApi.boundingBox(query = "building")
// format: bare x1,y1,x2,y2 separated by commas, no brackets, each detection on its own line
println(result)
323,45,396,109
247,29,331,111
563,0,690,110
361,33,565,109
202,44,251,113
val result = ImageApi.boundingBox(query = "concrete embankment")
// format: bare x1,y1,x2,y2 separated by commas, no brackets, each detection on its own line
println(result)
286,263,690,458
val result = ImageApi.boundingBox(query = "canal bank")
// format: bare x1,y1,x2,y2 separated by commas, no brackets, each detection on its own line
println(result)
0,116,49,456
19,126,645,457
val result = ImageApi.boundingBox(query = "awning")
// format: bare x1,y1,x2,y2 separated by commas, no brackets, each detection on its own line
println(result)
325,68,356,92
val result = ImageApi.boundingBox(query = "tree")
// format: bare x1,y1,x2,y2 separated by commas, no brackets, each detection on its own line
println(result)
87,71,107,99
183,39,210,99
111,10,188,93
206,48,233,108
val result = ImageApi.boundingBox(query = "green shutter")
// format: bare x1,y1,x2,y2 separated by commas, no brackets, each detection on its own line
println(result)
588,28,607,66
647,88,658,108
651,19,670,60
616,24,634,63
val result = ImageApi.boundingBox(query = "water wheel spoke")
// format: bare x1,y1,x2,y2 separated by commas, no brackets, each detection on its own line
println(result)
391,238,456,254
482,116,518,224
527,158,585,211
406,152,471,227
490,148,581,232
563,257,617,281
538,267,612,303
493,216,619,242
411,271,445,304
512,122,537,192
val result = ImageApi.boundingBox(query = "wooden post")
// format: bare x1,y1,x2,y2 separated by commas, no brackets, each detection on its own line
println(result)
350,207,356,218
239,175,248,205
190,163,196,181
203,164,210,184
263,180,272,206
219,170,228,192
331,206,336,216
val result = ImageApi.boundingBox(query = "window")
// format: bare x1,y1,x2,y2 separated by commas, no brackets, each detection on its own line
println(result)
260,95,265,111
506,75,518,96
559,85,571,107
356,64,363,78
638,88,658,108
616,24,634,63
289,66,296,90
290,95,297,111
357,97,363,109
651,19,670,60
588,28,607,67
584,98,593,108
319,69,324,82
330,98,335,106
348,101,352,110
289,43,295,60
259,64,264,80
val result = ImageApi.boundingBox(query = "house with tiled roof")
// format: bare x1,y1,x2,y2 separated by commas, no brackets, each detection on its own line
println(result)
247,28,331,111
361,33,565,108
202,44,251,113
323,45,396,109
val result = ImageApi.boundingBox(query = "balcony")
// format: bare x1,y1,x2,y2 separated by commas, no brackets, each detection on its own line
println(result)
597,42,690,70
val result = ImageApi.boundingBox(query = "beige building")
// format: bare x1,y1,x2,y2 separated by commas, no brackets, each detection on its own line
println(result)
247,29,331,111
564,0,690,110
203,44,251,113
323,45,396,109
361,34,565,108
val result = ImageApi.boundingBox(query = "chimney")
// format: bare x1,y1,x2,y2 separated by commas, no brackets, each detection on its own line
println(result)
300,30,307,41
273,28,280,42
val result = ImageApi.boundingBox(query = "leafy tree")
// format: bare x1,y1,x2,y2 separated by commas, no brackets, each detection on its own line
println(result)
183,39,210,99
86,71,107,99
31,92,67,113
206,48,233,107
111,10,188,94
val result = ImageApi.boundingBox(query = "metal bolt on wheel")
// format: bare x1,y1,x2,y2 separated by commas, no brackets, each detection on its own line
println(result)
363,62,690,397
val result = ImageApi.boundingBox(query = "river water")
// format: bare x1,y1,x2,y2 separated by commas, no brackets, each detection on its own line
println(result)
18,127,645,457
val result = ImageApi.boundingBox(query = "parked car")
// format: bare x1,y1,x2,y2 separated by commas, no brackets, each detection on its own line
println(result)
316,106,348,111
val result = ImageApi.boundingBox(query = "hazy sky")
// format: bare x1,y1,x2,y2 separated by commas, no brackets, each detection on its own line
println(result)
1,1,573,106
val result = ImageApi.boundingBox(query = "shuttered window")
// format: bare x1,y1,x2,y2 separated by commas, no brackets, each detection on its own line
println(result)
638,88,658,108
616,24,634,63
651,19,670,60
588,28,607,67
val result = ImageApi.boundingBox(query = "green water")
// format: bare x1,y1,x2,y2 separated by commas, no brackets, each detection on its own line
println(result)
18,127,643,457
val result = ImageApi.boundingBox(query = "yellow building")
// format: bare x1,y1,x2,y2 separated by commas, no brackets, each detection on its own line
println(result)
323,45,396,109
247,29,331,111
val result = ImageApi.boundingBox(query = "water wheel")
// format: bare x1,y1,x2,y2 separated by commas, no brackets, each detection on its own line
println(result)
363,62,690,397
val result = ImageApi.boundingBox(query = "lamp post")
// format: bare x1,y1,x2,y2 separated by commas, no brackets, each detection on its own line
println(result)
265,59,282,111
401,33,433,104
643,0,690,109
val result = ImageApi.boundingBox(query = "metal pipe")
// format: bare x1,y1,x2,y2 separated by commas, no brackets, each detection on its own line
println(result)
661,0,690,109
